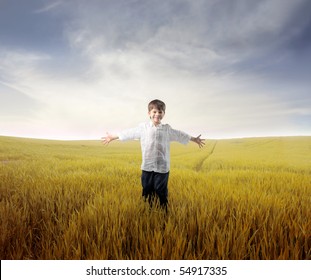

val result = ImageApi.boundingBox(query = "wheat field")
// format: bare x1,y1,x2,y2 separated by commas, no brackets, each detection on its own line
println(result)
0,135,310,260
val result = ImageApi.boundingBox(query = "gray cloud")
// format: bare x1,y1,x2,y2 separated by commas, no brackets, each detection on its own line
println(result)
62,0,311,81
33,1,63,14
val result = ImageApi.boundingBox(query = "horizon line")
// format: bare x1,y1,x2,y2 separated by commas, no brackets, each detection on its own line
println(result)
1,134,310,142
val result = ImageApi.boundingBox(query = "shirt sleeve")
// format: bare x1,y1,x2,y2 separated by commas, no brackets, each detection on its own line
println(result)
168,125,191,145
118,125,142,141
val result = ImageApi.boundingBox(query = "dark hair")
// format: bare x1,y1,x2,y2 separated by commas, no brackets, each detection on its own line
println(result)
148,99,166,112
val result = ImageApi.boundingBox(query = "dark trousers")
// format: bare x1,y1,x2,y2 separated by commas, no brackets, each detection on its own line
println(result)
141,170,169,209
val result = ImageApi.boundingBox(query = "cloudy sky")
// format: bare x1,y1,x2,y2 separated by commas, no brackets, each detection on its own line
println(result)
1,0,310,140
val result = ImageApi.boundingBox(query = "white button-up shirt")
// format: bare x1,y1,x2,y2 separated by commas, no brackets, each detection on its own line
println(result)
118,122,191,173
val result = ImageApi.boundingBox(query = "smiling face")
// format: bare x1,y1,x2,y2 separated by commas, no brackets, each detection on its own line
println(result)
148,108,165,126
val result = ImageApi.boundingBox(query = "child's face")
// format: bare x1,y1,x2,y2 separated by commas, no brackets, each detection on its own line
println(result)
148,108,165,126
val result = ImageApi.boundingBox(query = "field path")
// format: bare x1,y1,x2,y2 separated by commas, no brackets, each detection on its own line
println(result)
195,140,217,171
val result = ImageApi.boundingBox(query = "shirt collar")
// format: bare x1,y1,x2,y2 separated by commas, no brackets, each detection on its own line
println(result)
149,121,162,127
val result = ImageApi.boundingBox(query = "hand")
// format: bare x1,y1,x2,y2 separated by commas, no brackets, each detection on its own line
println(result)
191,134,205,148
101,132,117,145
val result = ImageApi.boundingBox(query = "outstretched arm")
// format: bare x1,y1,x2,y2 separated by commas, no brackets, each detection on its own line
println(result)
190,134,205,148
101,132,119,145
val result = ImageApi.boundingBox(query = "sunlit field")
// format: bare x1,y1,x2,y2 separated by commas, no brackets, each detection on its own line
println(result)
0,135,310,260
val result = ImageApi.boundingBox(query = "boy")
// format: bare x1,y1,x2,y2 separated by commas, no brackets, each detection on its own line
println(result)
102,99,205,210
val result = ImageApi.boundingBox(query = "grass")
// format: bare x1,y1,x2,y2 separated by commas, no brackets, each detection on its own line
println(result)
0,135,310,259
